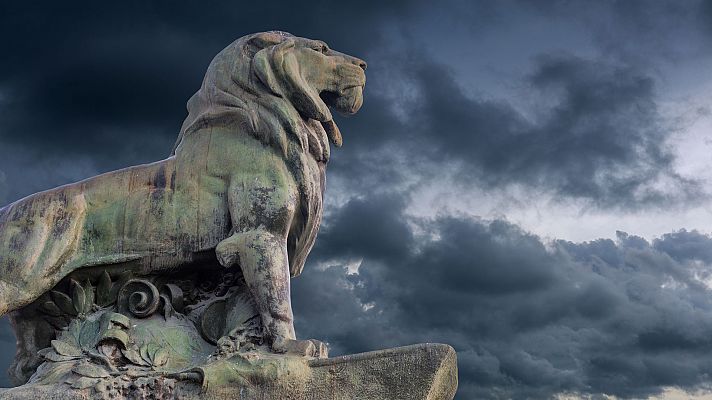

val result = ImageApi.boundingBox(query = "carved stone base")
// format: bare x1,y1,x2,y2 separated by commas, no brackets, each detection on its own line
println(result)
0,343,458,400
4,266,457,399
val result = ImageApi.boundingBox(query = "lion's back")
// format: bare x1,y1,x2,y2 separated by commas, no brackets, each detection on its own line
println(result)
0,158,185,315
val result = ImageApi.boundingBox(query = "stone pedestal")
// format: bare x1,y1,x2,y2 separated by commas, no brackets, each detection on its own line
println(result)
0,343,457,399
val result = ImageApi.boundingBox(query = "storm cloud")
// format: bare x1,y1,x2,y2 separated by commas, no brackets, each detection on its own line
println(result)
333,52,698,207
0,0,706,207
293,193,712,399
0,0,410,202
2,0,712,398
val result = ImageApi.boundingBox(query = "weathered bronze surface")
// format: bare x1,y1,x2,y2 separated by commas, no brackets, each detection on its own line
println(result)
0,31,457,399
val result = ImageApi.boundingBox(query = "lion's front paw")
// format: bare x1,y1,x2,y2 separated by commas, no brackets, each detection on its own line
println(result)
272,337,329,359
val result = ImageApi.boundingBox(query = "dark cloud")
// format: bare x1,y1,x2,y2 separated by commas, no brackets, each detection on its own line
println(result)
654,229,712,265
291,193,712,399
703,0,712,31
2,0,712,398
0,0,705,208
511,0,711,65
0,0,410,204
330,52,701,208
588,0,710,64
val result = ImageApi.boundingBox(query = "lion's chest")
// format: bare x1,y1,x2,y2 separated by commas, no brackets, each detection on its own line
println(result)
287,155,327,277
170,126,328,274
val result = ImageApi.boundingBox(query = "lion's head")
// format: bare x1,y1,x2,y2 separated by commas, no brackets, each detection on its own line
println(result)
173,31,367,160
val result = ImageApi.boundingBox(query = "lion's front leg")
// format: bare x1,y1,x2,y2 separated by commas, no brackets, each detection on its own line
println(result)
216,230,327,358
216,229,295,341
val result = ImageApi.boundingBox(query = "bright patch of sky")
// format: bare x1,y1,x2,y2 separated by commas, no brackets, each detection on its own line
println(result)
370,2,712,243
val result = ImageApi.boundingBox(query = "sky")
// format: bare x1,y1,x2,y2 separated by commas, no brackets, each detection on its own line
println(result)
1,0,712,398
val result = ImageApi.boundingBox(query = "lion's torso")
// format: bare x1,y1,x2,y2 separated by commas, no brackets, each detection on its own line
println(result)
0,124,325,313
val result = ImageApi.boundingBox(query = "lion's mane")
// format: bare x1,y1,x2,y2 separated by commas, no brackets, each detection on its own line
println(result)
172,31,331,163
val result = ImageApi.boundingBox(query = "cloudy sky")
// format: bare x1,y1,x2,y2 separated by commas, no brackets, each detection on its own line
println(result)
2,0,712,398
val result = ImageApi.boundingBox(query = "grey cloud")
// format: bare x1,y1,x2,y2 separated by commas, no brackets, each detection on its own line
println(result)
330,51,700,208
587,0,711,64
0,172,6,204
2,1,712,398
291,193,712,399
0,0,704,209
653,230,712,265
704,0,712,31
0,0,405,205
512,0,711,65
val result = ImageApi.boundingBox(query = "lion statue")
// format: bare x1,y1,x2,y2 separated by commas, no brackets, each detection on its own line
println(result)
0,31,366,360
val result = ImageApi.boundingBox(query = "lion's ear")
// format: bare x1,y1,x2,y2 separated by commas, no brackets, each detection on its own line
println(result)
253,48,282,97
278,48,332,122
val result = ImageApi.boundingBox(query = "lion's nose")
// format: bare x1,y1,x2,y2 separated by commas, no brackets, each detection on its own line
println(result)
356,59,367,71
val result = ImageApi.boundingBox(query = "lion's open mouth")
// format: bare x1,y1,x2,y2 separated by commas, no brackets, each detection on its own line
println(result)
319,86,363,147
320,85,363,115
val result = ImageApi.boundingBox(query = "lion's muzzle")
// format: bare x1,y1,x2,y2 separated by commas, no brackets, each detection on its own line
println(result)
322,61,366,116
